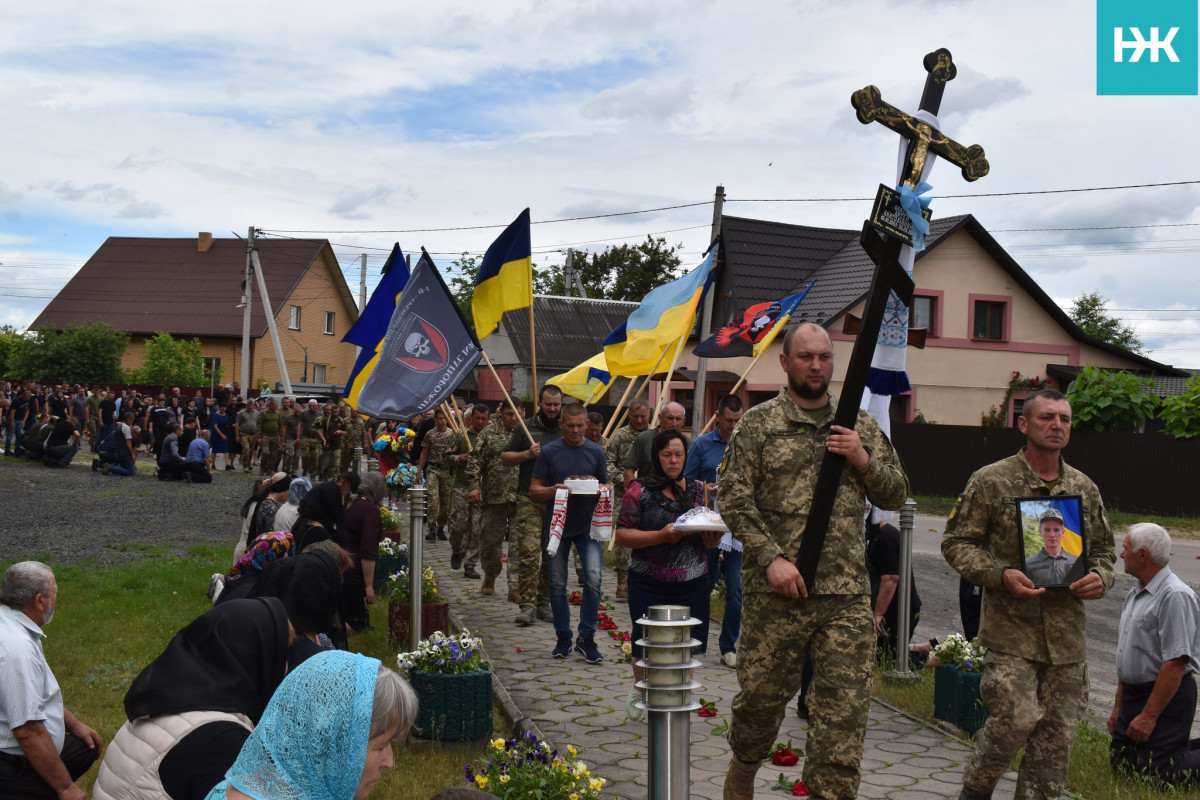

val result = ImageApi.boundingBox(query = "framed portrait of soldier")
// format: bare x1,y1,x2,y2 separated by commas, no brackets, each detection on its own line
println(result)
1015,496,1089,588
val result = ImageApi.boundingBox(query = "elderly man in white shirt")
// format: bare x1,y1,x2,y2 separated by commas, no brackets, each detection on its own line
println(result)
1109,523,1200,785
0,562,103,800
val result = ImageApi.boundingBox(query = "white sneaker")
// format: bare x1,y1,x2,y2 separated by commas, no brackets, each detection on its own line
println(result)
721,651,737,668
626,687,644,722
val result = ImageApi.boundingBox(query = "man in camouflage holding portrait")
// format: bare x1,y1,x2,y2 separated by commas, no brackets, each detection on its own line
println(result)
942,388,1115,800
719,323,909,800
466,402,521,598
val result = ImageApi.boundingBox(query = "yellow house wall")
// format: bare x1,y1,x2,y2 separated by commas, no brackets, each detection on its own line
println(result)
121,335,245,387
252,249,359,390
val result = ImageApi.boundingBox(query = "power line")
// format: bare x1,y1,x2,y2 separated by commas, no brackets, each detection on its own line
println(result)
731,178,1200,203
259,200,712,235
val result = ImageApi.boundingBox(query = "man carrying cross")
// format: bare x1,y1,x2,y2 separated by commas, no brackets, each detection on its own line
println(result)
719,323,909,800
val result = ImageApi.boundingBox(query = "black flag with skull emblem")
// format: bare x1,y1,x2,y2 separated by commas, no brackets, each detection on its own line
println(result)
349,249,482,420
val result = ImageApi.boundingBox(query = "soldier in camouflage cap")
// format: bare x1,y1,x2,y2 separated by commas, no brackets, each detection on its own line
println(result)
942,389,1116,800
467,402,521,597
605,396,651,598
719,323,909,800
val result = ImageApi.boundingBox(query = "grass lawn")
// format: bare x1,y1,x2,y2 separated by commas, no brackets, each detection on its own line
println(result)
8,547,482,800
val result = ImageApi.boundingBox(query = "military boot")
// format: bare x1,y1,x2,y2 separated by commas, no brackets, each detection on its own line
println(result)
480,576,495,595
615,575,629,599
957,788,993,800
723,757,760,800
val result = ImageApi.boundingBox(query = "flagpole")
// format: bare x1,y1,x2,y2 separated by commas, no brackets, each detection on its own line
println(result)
480,350,535,445
607,343,672,437
697,348,769,435
440,402,459,433
650,325,692,428
450,394,472,451
529,284,538,411
601,379,637,440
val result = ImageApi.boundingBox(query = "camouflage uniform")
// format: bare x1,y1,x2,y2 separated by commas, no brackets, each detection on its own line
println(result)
282,410,301,474
445,426,483,573
942,449,1115,800
258,409,282,474
505,415,562,611
341,415,368,473
719,389,909,800
299,409,323,477
605,424,641,583
320,412,345,480
467,420,520,588
421,428,454,531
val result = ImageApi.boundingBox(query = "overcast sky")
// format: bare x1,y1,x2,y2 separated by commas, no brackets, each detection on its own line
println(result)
3,1,1199,367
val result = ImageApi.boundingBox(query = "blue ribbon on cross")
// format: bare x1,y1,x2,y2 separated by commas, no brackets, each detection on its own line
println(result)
898,181,933,251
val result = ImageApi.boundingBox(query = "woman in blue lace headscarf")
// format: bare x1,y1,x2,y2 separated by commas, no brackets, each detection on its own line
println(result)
205,650,418,800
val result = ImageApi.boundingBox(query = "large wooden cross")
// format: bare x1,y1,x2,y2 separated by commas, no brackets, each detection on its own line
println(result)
794,49,988,589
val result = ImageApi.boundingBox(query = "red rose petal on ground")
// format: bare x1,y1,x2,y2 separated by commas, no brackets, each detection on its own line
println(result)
697,708,717,717
792,781,809,796
515,648,521,652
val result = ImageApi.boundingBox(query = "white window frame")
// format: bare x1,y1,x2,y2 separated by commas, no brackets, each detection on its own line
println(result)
324,311,335,335
288,305,301,330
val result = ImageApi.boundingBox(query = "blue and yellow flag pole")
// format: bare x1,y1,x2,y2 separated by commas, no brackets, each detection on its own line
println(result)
479,350,535,446
601,344,672,440
529,263,538,410
650,326,693,428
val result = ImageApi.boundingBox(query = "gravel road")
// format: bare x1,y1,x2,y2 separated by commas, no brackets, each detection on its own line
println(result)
0,454,254,566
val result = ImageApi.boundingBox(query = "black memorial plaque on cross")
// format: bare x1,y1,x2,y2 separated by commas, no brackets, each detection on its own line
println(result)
794,48,990,590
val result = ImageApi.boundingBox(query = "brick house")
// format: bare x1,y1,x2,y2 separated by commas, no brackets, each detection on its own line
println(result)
31,233,360,392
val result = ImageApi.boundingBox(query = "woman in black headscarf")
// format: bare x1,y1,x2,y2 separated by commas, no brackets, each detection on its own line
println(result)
290,481,346,552
92,598,293,800
254,539,351,651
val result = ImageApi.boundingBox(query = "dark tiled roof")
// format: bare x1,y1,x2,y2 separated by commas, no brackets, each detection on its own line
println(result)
31,236,348,338
502,295,639,369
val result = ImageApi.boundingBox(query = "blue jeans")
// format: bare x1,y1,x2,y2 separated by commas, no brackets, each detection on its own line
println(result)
548,535,602,638
707,547,743,655
6,420,24,455
107,451,135,476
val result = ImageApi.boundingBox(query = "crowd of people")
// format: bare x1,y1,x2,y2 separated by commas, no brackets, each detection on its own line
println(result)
6,327,1200,800
1,382,378,482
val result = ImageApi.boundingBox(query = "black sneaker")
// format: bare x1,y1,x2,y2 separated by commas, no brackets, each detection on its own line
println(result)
574,636,603,664
552,633,573,658
437,528,448,541
796,696,809,720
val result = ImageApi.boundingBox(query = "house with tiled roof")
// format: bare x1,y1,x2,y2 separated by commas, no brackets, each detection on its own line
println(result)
31,233,359,392
670,213,1186,426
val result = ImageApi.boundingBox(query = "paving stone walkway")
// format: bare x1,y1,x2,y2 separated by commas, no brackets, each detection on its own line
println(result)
418,537,1024,799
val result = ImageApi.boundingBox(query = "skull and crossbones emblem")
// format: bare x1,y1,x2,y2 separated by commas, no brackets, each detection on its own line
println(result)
405,332,431,358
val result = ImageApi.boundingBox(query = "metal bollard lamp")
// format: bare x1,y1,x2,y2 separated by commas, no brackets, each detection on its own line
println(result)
635,605,703,800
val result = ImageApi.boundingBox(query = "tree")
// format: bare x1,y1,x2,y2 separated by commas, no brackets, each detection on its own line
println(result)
1065,366,1159,432
0,325,23,378
9,323,129,385
1157,376,1200,438
133,332,207,389
1068,292,1143,354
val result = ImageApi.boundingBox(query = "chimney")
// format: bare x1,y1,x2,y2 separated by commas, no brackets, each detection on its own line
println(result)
198,232,213,253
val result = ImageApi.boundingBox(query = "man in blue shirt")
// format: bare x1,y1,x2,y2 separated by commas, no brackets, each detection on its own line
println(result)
184,430,213,484
530,403,609,662
684,394,745,667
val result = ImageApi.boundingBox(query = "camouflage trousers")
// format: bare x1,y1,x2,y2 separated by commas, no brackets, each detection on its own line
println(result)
514,495,549,608
449,488,482,571
479,502,516,584
340,445,362,474
259,437,281,474
320,445,341,481
300,438,322,477
424,469,452,530
283,438,299,474
964,651,1088,800
730,592,874,800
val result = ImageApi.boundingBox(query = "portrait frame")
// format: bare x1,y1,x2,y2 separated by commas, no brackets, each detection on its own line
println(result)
1015,495,1089,588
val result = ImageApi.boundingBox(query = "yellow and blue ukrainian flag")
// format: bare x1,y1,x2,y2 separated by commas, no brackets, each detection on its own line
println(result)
472,208,532,340
342,243,410,409
547,353,614,402
619,245,718,362
1049,497,1085,557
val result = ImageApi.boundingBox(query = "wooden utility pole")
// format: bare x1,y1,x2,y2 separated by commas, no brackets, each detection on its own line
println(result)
691,185,724,429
